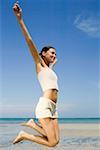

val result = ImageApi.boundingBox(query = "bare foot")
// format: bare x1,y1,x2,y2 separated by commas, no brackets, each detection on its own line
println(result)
13,130,25,144
21,119,36,128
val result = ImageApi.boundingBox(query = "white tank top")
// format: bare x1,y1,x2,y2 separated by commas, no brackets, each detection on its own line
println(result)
38,67,59,92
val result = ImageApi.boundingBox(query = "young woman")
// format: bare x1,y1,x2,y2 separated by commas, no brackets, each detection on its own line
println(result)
13,2,60,147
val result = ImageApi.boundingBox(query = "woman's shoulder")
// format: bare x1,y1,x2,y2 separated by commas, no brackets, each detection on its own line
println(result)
36,63,48,74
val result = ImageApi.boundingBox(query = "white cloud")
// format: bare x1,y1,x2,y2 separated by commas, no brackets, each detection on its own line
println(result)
0,104,36,117
58,103,77,112
74,13,100,38
0,104,35,110
57,103,77,118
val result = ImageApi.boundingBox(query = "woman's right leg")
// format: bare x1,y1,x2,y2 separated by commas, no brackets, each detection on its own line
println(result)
13,118,59,147
21,118,60,142
21,119,47,137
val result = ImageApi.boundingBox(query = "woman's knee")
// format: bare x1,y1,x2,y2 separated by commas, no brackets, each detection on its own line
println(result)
49,138,59,147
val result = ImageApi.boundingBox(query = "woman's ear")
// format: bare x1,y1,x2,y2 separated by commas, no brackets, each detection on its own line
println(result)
42,51,46,57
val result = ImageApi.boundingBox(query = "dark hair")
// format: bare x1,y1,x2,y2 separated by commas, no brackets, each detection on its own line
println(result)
39,46,56,58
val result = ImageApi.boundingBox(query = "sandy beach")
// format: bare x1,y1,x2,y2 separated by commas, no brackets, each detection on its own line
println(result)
60,123,100,137
0,122,100,150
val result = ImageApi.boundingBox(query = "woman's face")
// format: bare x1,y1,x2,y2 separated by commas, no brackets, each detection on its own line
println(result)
43,48,57,63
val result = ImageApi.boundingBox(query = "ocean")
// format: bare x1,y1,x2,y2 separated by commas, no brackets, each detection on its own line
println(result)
0,118,100,124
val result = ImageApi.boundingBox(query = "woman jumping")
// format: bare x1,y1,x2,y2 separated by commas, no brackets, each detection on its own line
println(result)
13,2,60,147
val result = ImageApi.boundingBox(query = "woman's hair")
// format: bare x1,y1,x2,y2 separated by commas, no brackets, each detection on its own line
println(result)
39,46,56,58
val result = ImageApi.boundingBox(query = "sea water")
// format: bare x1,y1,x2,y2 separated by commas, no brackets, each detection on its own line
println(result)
0,117,100,124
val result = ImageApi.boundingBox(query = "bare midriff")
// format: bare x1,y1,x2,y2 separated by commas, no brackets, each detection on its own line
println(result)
43,89,58,103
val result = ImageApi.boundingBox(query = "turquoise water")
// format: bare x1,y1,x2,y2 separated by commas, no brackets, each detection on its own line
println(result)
0,118,100,124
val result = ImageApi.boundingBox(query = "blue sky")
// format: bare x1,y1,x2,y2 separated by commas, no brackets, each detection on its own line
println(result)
0,0,99,118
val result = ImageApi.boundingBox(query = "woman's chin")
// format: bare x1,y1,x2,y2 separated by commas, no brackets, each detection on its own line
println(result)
50,59,55,63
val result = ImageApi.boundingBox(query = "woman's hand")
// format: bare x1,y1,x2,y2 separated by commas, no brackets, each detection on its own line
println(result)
13,2,22,20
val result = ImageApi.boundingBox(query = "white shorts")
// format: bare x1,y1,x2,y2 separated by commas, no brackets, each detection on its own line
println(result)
35,97,58,119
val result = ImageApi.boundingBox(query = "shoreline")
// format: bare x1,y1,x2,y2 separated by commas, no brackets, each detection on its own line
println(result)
0,122,100,137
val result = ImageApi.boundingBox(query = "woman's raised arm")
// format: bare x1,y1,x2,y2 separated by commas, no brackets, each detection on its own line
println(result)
13,2,42,65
